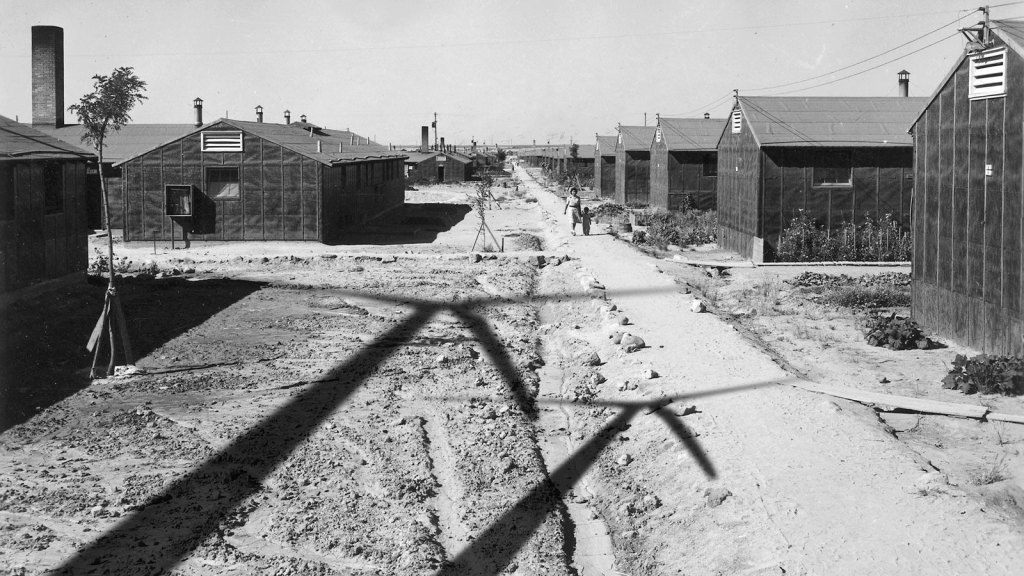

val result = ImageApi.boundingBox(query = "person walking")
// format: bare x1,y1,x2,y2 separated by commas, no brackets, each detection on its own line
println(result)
563,187,582,236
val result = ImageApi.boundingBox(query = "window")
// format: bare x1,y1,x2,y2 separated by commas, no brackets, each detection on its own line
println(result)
201,131,244,152
731,109,742,134
969,48,1006,100
206,167,240,199
812,150,853,187
165,185,193,216
702,153,718,177
43,161,63,213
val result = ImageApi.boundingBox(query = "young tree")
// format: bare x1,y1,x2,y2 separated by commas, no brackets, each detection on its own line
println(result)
69,67,147,378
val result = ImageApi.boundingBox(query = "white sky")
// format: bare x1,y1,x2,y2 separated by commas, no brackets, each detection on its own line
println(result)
2,0,1022,147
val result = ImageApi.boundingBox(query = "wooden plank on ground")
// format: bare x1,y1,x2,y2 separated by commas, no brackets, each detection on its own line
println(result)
791,380,989,419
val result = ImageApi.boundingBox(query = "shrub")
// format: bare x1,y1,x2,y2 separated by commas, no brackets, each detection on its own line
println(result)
942,354,1024,395
864,312,931,350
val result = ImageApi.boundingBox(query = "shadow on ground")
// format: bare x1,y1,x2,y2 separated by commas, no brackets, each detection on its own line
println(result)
44,286,780,575
329,203,472,246
0,276,265,432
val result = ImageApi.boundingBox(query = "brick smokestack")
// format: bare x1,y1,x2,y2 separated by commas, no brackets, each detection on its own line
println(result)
32,26,64,127
420,126,429,152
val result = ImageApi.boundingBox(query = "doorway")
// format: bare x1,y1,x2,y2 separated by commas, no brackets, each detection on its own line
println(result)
437,165,445,182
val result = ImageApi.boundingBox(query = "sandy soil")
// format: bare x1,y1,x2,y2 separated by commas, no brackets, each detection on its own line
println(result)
2,171,1024,575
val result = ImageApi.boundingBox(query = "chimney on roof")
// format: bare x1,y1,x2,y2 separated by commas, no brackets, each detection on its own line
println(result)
256,105,263,123
284,110,291,124
193,97,203,127
440,137,445,151
898,70,910,97
704,112,710,119
32,26,64,127
420,126,429,152
300,114,307,123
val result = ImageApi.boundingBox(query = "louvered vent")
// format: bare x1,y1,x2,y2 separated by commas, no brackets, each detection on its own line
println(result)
731,109,742,133
201,131,244,152
969,48,1006,100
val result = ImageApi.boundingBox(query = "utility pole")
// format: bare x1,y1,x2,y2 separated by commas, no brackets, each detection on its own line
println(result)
433,112,438,151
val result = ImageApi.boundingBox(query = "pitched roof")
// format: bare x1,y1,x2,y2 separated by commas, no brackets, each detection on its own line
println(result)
114,118,406,166
0,115,95,160
403,151,439,164
576,144,595,159
596,135,617,155
617,126,657,151
658,117,726,151
734,96,927,147
34,123,193,163
912,20,1024,129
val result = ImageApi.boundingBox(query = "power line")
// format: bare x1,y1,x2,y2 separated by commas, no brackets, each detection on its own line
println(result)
663,92,735,118
3,8,976,59
765,31,959,96
742,10,976,93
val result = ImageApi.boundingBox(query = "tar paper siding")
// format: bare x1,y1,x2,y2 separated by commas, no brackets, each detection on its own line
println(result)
405,158,437,184
650,139,717,211
596,153,615,198
912,38,1024,355
85,164,123,230
0,159,88,292
123,128,405,243
321,160,405,243
615,150,650,205
716,118,762,259
124,131,321,241
760,147,913,259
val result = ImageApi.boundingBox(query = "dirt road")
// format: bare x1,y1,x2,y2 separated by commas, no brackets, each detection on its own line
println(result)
3,174,1024,576
521,167,1024,575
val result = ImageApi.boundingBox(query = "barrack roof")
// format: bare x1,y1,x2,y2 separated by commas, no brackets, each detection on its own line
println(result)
733,96,927,148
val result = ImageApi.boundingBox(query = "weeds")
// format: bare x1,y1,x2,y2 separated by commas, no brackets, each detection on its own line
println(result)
970,456,1009,485
821,284,910,309
692,277,721,308
88,248,134,276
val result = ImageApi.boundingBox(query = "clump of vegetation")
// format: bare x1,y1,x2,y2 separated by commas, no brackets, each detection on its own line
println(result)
788,271,910,309
507,232,543,251
858,271,911,288
821,284,910,309
88,248,133,276
775,210,911,262
970,457,1009,485
942,354,1024,395
864,312,931,350
632,207,718,248
787,271,852,289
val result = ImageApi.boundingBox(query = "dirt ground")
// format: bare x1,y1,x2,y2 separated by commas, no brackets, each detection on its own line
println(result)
2,170,1024,575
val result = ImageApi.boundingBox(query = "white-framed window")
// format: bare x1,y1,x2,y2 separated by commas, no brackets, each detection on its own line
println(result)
969,47,1006,100
731,109,742,134
201,131,244,152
